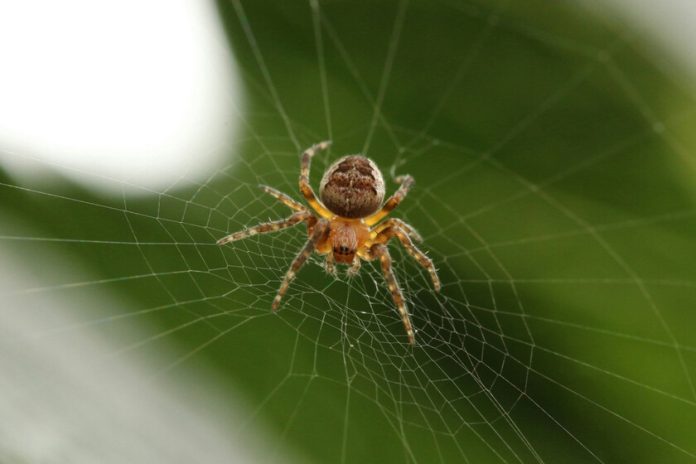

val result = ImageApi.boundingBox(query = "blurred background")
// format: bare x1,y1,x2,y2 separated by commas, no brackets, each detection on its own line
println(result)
1,0,696,462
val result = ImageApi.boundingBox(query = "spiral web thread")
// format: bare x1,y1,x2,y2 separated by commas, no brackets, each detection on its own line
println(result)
2,0,696,462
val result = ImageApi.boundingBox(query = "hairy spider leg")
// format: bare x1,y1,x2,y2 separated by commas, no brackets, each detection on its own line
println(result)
346,256,361,276
324,252,336,275
369,243,415,345
272,219,330,311
373,226,441,292
259,184,306,212
370,217,422,242
299,141,334,219
217,211,311,246
364,175,414,226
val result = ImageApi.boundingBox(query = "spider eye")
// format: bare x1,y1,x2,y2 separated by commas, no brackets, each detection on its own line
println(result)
335,246,351,255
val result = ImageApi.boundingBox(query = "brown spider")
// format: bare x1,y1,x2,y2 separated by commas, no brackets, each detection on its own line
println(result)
217,141,440,345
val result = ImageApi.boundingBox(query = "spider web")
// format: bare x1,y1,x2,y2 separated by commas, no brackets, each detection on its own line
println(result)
2,0,696,463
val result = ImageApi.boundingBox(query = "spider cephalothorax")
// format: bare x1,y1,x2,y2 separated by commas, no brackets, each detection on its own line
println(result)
217,141,440,345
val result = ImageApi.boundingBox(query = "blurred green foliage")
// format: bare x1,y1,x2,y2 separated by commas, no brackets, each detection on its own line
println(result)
2,0,696,462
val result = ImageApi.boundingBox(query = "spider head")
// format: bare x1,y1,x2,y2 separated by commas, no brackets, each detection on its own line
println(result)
319,155,385,218
333,244,355,264
329,219,369,264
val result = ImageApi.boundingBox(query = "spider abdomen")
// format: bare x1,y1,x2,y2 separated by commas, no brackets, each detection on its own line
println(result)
319,155,385,218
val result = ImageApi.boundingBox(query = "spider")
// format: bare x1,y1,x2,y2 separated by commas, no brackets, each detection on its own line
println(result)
217,141,440,345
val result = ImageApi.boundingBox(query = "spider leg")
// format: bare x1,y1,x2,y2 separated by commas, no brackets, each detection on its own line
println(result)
369,244,415,345
324,252,337,276
370,218,423,243
259,184,306,212
364,175,414,226
346,256,361,277
374,226,441,292
217,211,311,246
299,141,334,219
272,219,330,311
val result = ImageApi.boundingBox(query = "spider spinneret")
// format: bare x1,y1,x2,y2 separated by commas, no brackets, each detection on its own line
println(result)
217,141,440,345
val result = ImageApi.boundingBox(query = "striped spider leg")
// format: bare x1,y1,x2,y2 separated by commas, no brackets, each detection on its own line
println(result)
299,140,334,220
363,221,440,345
216,210,311,246
272,219,330,310
366,243,415,345
364,174,414,226
371,223,440,292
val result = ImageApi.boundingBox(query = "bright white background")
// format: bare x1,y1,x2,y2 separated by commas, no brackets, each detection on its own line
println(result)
0,0,243,194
